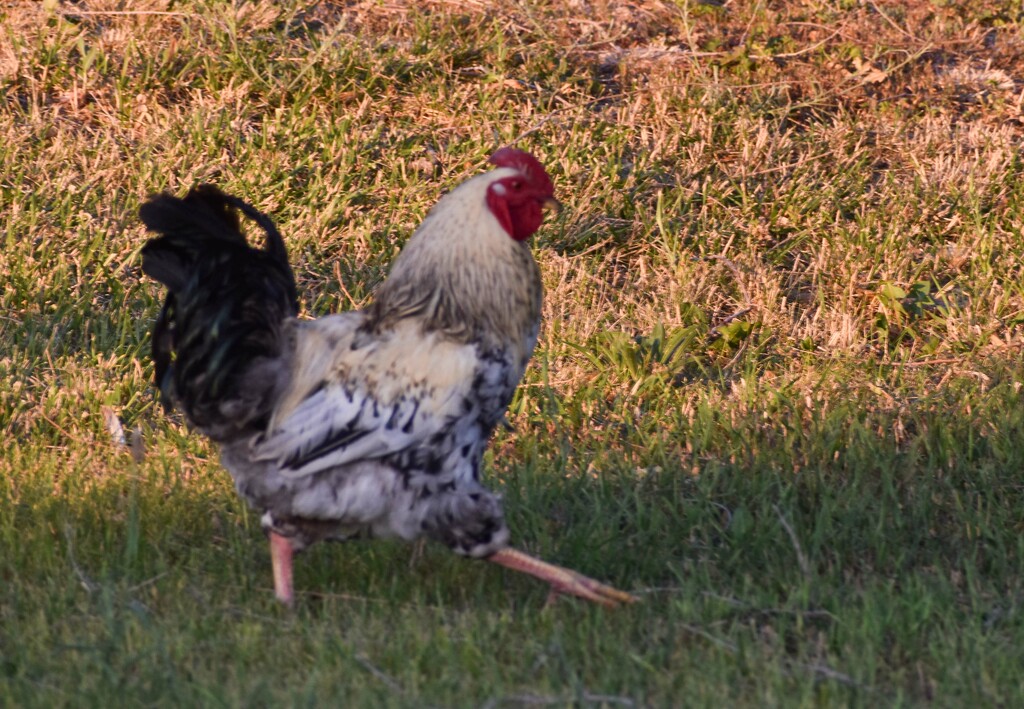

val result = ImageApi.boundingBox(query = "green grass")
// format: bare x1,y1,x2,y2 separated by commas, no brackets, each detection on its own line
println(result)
3,0,1024,705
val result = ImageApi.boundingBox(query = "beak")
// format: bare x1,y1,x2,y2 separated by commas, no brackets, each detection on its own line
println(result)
542,197,562,215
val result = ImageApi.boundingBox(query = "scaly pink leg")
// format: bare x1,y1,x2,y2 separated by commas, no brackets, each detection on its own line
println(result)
269,532,294,605
488,548,637,607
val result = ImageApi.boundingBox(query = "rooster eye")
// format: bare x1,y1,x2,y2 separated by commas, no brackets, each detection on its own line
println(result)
510,180,522,190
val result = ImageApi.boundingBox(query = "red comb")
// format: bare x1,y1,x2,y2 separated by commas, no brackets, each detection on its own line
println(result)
489,147,554,194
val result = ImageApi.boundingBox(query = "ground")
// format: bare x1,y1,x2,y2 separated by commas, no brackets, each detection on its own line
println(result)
2,1,1023,706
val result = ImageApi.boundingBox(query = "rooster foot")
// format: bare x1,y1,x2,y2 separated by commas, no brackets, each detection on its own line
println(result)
488,548,638,608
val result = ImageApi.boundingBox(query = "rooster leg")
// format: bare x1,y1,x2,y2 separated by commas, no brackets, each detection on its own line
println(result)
269,532,295,605
488,548,637,607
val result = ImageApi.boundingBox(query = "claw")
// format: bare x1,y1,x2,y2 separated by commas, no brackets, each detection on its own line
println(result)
488,548,638,607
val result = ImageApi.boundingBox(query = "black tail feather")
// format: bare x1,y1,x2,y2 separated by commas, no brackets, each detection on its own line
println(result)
140,185,298,442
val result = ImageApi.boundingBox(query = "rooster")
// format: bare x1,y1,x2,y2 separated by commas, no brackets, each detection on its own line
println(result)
139,148,635,607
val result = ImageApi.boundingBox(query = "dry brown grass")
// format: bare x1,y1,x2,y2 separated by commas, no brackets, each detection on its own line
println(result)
3,0,1024,437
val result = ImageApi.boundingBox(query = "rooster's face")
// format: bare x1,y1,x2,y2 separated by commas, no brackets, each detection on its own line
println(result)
485,148,560,242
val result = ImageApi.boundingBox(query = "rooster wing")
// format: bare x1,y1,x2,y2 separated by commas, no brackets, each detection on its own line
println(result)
253,315,481,479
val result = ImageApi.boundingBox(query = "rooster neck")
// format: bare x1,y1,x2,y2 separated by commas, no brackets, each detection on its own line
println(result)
368,244,541,350
363,171,544,353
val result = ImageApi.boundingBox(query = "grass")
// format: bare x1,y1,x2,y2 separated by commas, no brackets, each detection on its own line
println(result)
2,0,1024,705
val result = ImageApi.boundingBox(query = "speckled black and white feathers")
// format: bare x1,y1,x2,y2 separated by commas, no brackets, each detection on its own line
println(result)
139,185,298,442
221,311,521,556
